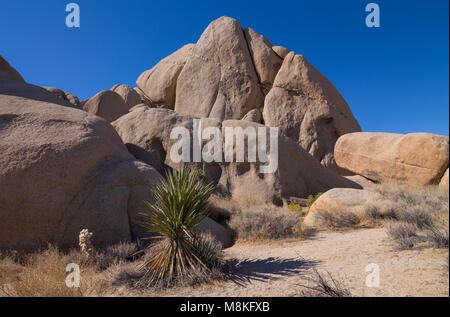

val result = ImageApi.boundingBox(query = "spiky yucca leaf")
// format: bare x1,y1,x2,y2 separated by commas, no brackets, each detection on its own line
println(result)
139,166,216,286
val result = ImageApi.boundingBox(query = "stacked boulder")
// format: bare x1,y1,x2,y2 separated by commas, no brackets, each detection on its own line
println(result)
0,56,230,250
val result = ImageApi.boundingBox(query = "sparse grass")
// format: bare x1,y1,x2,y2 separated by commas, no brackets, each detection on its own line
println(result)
312,210,361,231
386,221,420,250
229,208,314,241
298,268,352,297
0,246,106,297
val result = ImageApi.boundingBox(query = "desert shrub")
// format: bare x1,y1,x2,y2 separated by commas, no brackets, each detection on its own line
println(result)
0,246,105,297
288,203,303,213
307,193,323,208
229,208,308,241
312,210,361,231
386,221,420,250
138,166,220,287
298,268,351,297
424,224,449,249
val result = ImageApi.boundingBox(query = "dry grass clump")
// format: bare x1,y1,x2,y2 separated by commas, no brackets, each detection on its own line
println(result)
311,210,361,231
229,208,314,241
365,184,449,250
298,268,352,297
0,246,106,297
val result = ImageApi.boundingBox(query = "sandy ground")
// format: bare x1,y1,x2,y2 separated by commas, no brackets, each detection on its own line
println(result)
149,228,448,297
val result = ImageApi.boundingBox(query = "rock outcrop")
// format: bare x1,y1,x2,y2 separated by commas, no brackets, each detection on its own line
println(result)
175,16,264,120
263,52,361,172
439,168,449,191
303,188,384,228
136,44,195,109
83,90,130,122
244,28,282,94
335,132,449,185
43,87,81,108
0,55,25,82
111,84,141,110
0,62,164,250
112,107,362,207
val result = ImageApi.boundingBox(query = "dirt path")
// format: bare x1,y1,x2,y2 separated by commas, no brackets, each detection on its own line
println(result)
154,228,448,297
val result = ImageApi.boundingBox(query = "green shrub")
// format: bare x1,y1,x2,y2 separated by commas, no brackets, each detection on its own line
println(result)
307,193,323,208
138,166,217,287
288,203,303,213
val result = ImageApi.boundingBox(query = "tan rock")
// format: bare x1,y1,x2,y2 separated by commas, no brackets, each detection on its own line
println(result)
303,188,384,228
0,55,25,82
0,79,162,250
344,175,376,189
335,132,449,185
195,217,234,248
272,46,290,59
263,52,361,171
440,168,449,191
133,87,154,107
43,87,81,108
83,90,130,122
111,84,141,109
175,16,264,120
242,108,262,123
136,44,195,109
113,108,362,208
244,28,282,93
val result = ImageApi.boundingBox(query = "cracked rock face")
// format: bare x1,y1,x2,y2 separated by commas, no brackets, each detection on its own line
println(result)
175,16,264,121
112,107,362,207
335,132,449,185
136,44,195,109
263,52,361,172
133,16,361,173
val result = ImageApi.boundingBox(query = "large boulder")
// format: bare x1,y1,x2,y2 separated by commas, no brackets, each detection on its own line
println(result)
43,87,81,108
175,16,264,120
440,168,449,191
303,188,384,228
0,69,163,250
112,107,362,207
83,90,130,122
111,84,141,109
244,28,282,94
263,52,361,172
136,44,195,109
335,132,449,185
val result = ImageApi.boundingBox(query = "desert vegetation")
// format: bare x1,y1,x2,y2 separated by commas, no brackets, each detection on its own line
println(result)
309,183,449,251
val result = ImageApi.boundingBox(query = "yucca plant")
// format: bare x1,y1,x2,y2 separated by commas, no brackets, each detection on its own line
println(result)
138,166,216,286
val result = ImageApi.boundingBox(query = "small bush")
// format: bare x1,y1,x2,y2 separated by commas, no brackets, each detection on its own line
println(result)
307,193,323,208
424,224,449,249
312,210,361,231
386,222,420,250
288,203,303,213
229,208,305,241
298,268,351,297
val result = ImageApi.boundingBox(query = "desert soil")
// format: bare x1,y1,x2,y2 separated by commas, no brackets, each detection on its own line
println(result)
141,228,448,297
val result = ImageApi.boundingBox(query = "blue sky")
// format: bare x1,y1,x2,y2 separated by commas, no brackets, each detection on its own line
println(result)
1,0,448,135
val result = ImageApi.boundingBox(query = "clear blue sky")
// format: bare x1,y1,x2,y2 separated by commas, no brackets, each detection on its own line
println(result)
1,0,448,135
